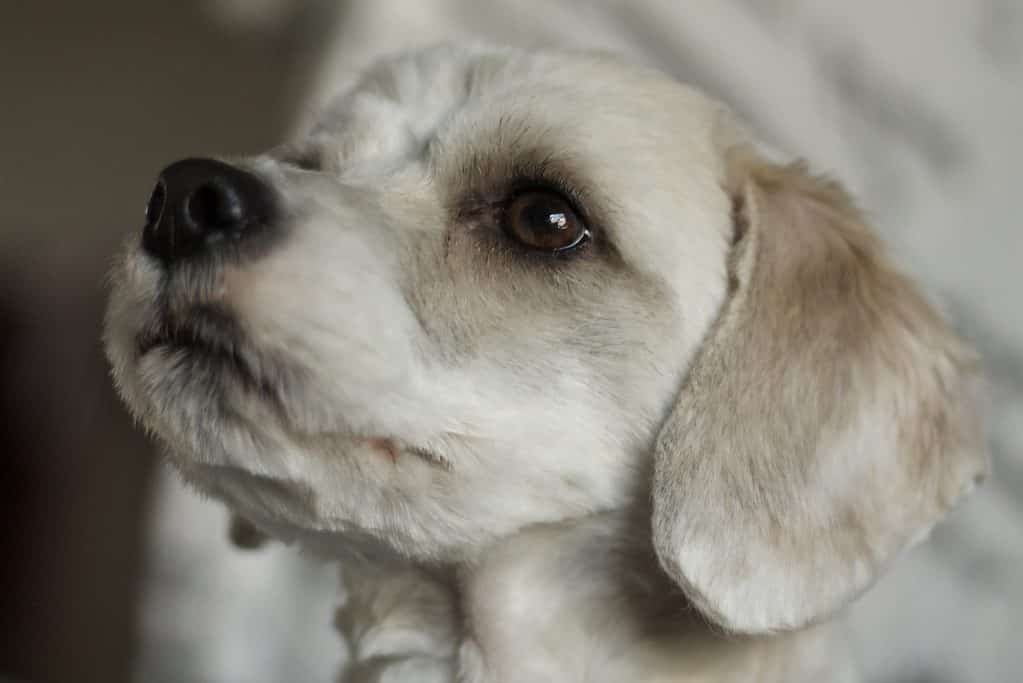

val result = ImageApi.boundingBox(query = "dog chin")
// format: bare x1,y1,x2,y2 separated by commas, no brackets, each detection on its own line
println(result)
180,461,404,561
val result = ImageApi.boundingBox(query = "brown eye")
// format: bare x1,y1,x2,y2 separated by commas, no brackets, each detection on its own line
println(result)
504,191,590,253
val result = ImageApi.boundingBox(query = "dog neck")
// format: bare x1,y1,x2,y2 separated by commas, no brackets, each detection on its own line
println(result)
336,510,855,682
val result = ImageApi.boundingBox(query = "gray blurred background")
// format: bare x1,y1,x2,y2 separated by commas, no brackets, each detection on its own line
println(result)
1,1,1020,682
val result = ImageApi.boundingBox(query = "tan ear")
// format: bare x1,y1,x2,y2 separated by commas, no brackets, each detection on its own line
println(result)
651,150,988,634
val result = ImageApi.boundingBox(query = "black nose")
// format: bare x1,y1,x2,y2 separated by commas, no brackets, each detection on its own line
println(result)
142,158,275,264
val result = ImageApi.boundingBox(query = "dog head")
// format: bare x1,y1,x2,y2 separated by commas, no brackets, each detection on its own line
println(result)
105,44,987,633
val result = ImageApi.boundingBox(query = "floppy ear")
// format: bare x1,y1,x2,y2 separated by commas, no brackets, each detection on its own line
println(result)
651,149,988,634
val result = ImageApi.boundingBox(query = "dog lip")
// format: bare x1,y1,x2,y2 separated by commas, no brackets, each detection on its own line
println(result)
364,436,450,469
133,325,449,470
136,322,228,359
136,326,200,356
136,305,242,356
406,443,451,469
134,307,273,398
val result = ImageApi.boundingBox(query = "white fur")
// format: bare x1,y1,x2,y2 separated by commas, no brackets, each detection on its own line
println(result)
105,44,985,682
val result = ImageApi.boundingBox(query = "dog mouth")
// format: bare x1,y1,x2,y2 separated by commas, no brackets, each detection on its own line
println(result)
125,290,454,472
131,307,449,469
135,305,279,400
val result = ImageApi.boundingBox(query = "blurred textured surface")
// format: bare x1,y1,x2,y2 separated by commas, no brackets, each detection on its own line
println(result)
2,1,1019,682
0,2,333,681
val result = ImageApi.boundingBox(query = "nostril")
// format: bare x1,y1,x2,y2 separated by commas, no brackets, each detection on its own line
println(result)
145,180,166,228
142,157,276,264
185,183,244,233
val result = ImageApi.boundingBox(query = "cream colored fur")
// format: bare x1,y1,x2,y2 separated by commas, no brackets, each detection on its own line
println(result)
104,44,987,682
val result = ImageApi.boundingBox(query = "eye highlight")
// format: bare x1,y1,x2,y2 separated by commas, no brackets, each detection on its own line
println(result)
503,191,590,254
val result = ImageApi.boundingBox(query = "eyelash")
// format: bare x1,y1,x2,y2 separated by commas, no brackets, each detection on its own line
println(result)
506,172,587,217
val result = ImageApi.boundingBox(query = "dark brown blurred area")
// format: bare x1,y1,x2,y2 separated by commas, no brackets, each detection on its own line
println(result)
0,3,333,681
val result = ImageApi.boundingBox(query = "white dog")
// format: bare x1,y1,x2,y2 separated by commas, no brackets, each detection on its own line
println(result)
105,44,988,682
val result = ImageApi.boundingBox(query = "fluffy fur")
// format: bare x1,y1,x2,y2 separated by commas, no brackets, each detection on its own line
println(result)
104,44,987,682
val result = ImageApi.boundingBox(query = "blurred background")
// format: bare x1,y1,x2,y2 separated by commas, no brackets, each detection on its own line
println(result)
1,1,1020,682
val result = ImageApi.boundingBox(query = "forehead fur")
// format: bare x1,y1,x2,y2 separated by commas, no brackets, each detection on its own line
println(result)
295,44,733,306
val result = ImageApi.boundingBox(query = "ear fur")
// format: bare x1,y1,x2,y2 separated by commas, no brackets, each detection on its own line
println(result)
651,146,988,634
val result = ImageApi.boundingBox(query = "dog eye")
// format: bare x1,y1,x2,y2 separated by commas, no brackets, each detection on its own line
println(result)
504,191,590,253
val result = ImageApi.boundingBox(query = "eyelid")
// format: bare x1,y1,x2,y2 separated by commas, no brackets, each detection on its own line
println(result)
506,171,588,221
552,227,592,255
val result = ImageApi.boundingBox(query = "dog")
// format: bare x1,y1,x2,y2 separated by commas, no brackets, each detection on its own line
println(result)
105,44,988,682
